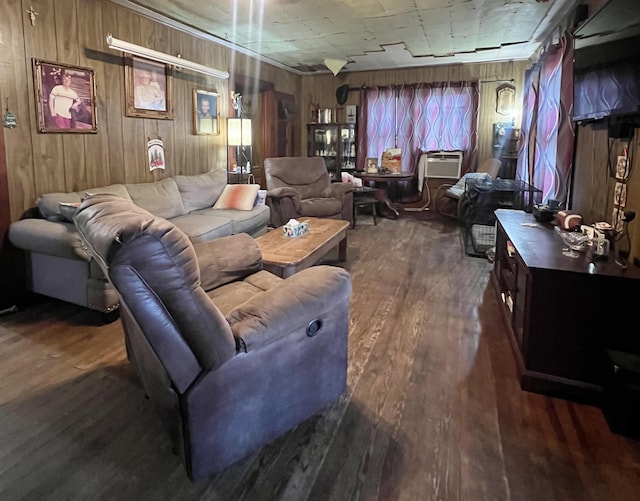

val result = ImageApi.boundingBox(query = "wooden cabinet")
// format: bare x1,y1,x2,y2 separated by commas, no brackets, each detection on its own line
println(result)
261,90,296,160
492,209,640,404
306,123,357,180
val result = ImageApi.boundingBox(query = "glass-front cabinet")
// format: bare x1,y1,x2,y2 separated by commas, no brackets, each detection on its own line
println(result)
307,123,357,180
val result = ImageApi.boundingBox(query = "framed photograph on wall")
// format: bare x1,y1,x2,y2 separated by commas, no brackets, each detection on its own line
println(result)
193,89,219,135
124,55,173,119
32,59,97,133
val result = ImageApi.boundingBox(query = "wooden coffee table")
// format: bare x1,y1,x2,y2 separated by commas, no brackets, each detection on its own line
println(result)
255,217,350,278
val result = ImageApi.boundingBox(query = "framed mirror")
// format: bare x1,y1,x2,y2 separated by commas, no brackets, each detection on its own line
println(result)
496,83,516,116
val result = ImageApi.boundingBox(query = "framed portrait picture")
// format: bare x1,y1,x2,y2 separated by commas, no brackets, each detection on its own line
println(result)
365,157,379,173
193,89,219,135
32,59,97,133
124,55,172,119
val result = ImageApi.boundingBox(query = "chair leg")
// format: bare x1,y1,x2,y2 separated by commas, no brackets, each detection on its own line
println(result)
372,202,377,225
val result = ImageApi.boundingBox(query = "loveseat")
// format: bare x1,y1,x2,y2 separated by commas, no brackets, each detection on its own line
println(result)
8,169,270,314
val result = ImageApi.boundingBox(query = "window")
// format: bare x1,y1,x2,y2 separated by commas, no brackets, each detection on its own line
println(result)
363,82,478,173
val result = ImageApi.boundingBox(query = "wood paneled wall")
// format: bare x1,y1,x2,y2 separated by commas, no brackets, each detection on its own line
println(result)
572,122,640,264
300,61,530,165
0,0,299,223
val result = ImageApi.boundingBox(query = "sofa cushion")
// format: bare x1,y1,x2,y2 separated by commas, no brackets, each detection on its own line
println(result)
206,270,281,316
174,170,227,213
299,197,343,218
170,213,233,243
192,205,270,235
194,233,263,291
125,178,186,219
213,184,260,210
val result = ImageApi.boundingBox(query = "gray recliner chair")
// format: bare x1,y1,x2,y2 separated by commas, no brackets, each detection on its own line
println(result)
73,193,352,481
264,156,354,227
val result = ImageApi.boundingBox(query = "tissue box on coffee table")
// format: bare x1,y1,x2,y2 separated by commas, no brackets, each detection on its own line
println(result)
283,219,309,237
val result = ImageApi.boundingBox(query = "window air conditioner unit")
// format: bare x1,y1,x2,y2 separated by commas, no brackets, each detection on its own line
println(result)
425,151,463,179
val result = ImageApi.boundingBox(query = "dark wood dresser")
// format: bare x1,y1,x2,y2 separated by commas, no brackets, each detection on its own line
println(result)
491,209,640,404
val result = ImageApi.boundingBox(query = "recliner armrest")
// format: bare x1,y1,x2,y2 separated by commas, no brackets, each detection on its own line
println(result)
321,182,353,200
267,186,300,200
227,265,351,351
194,233,263,291
267,186,301,213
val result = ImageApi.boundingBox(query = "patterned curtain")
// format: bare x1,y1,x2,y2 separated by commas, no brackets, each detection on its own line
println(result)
362,82,479,173
516,32,575,203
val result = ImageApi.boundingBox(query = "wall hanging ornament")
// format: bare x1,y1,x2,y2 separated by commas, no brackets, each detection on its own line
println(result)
3,99,17,129
147,137,165,171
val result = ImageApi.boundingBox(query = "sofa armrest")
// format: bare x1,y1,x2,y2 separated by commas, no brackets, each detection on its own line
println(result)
321,182,354,200
226,265,351,351
194,233,263,291
8,218,93,261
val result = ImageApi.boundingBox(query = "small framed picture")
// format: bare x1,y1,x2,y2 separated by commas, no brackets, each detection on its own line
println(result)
365,157,379,173
346,104,357,124
32,59,97,133
193,89,219,135
124,55,172,119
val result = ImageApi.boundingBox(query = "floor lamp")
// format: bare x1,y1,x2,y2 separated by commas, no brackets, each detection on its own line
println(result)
227,117,252,181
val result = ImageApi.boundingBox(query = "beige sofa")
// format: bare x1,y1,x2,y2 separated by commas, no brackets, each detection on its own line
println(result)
8,170,270,315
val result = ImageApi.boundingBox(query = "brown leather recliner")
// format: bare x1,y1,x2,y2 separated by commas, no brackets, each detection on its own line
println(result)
73,193,352,482
264,157,354,227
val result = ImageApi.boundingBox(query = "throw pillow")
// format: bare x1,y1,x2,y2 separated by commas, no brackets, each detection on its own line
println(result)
213,184,260,210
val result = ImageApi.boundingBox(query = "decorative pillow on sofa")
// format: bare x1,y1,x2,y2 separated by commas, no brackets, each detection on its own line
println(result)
213,184,260,210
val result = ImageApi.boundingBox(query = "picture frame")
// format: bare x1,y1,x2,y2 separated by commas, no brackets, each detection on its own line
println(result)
124,55,172,119
365,157,379,173
32,59,97,133
381,148,402,173
345,104,357,124
193,89,219,135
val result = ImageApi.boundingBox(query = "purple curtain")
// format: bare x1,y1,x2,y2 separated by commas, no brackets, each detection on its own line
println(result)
362,82,479,173
516,33,575,203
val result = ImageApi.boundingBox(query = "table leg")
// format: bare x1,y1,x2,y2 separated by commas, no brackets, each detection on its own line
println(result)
371,188,399,219
383,199,400,218
338,235,347,261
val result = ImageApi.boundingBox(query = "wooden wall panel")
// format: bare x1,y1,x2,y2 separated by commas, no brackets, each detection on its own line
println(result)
100,3,125,185
118,9,146,183
180,34,200,176
58,0,86,193
1,0,35,218
572,122,640,264
79,0,110,190
25,0,66,197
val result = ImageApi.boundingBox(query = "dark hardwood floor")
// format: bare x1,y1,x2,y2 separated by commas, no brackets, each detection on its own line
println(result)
1,211,639,500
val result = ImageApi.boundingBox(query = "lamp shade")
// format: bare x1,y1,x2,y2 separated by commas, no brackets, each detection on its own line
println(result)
227,118,252,146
